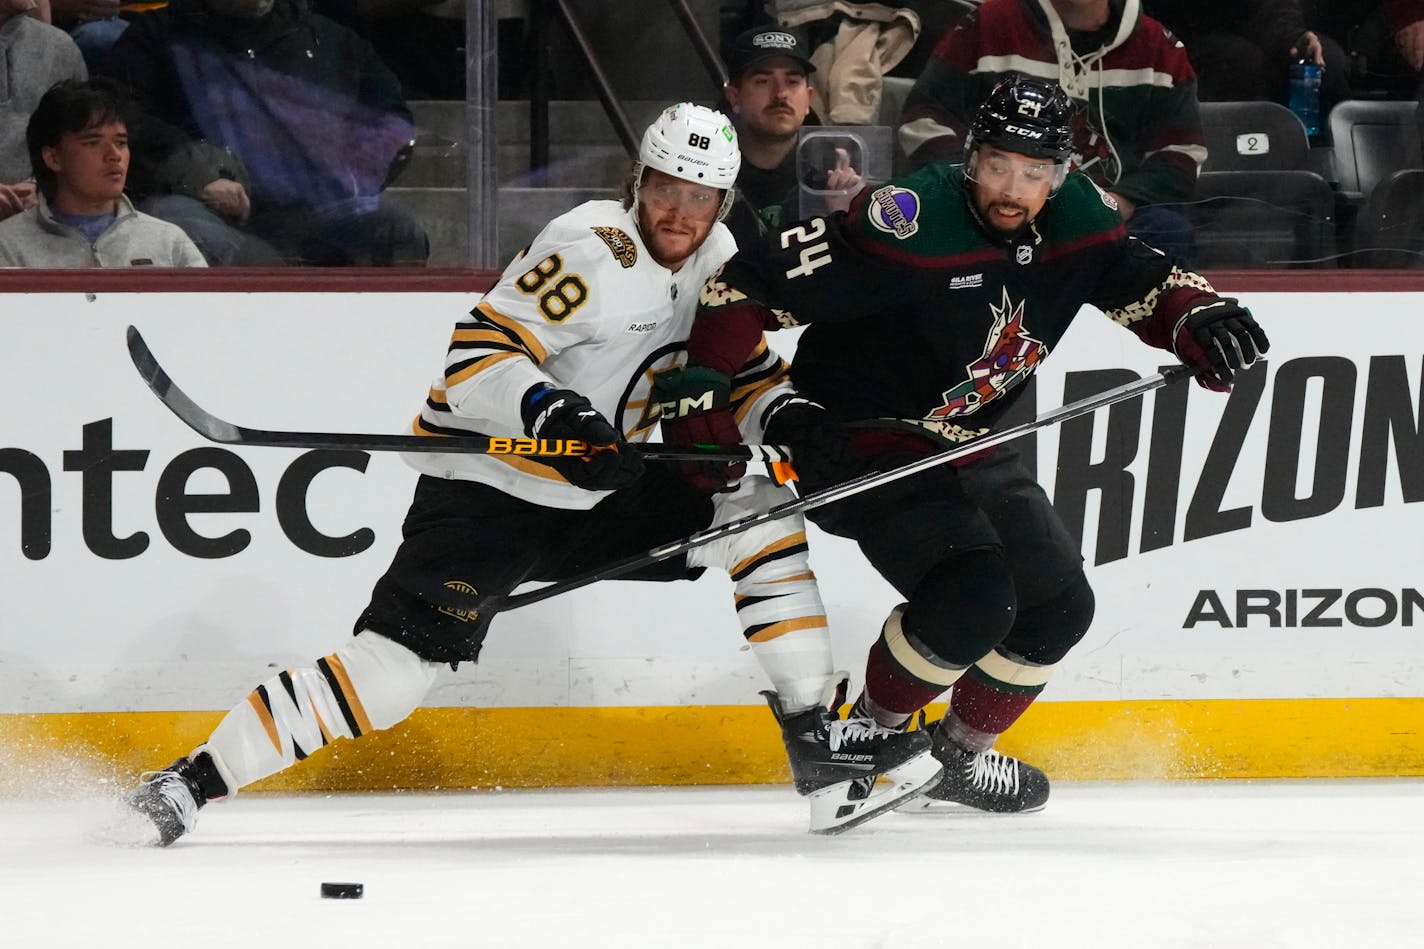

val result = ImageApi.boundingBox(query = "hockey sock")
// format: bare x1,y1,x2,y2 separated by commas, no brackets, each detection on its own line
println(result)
946,648,1058,744
689,477,833,713
861,604,968,727
199,630,441,792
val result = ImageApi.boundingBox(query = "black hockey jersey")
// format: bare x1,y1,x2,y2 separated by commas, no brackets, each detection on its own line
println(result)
689,161,1219,444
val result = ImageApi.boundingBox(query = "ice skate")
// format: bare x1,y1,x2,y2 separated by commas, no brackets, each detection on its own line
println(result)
764,678,941,834
123,753,227,846
897,723,1050,814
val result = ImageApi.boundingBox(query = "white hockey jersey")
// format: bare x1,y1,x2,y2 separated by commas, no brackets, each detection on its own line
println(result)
406,200,789,509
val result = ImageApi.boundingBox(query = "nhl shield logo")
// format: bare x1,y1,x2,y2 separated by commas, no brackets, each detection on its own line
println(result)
1015,244,1033,265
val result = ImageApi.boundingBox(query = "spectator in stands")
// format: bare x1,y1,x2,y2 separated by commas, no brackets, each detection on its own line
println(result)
0,78,205,266
720,24,864,246
1391,0,1424,153
1144,1,1350,119
46,0,359,72
899,0,1206,265
1,0,87,223
763,0,923,125
1317,1,1415,99
99,0,428,266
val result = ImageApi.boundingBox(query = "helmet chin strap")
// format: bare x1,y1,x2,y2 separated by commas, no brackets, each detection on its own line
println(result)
715,188,736,222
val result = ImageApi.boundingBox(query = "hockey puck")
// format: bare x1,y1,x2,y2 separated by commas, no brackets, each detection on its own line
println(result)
320,882,364,899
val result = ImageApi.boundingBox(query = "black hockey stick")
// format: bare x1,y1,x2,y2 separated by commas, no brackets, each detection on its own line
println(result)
126,325,789,464
479,362,1198,613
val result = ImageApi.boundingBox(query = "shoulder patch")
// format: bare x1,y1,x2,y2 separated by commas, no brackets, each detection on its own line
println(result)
592,226,638,268
867,185,921,239
699,264,748,308
1081,176,1118,212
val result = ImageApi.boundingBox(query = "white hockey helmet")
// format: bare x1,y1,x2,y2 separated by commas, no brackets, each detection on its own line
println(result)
634,103,740,220
639,102,740,188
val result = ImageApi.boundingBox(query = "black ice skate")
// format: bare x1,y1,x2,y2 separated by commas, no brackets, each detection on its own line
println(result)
126,753,227,846
763,678,942,834
897,724,1050,814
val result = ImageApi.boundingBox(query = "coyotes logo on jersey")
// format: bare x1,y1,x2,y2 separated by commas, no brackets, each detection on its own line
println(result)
926,289,1046,420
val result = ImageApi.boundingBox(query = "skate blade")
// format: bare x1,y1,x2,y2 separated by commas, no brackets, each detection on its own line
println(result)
894,795,1048,815
806,751,943,835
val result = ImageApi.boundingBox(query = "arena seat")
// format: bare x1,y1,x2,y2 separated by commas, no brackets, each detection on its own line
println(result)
1328,100,1423,201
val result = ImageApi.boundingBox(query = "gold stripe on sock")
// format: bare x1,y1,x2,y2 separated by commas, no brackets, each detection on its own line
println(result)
247,691,281,754
324,654,374,735
746,615,828,642
730,531,808,577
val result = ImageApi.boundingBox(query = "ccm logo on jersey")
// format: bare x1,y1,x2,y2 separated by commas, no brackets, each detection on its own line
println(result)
868,185,920,239
486,437,590,455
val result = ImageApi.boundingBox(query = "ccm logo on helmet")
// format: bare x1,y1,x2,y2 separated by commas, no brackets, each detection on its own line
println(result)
1002,124,1045,139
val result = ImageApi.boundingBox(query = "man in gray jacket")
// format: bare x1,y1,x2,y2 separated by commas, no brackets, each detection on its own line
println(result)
1,0,87,223
0,78,205,267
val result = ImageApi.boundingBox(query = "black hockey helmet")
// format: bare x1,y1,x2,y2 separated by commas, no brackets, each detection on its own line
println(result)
966,74,1074,162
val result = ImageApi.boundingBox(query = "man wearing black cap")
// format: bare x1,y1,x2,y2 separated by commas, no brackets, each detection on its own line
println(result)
721,24,862,246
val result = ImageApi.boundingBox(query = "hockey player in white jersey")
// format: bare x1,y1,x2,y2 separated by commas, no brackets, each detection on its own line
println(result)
119,103,940,845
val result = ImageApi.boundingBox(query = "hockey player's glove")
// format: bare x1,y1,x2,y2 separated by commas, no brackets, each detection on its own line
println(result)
650,366,746,493
763,400,860,494
1173,298,1269,392
521,385,645,491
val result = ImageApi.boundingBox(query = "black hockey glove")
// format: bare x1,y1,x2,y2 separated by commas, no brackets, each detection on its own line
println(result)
651,366,746,493
763,400,861,493
1173,298,1269,392
521,385,645,491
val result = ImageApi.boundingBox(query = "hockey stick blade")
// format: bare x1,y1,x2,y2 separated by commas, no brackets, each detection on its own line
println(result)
126,326,788,463
479,363,1200,613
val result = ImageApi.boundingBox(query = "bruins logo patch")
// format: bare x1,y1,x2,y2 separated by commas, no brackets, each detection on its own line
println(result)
437,579,480,622
592,226,638,269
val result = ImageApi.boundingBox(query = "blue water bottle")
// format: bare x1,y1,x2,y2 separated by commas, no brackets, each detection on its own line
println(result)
1288,61,1322,140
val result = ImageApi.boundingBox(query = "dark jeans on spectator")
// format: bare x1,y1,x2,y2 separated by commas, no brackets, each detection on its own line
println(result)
1128,204,1197,269
142,193,430,267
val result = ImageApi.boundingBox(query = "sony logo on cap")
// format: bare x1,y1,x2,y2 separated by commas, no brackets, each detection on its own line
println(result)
753,31,797,49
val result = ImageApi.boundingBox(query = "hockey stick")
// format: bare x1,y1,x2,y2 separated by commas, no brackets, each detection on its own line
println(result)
125,325,789,464
479,362,1198,613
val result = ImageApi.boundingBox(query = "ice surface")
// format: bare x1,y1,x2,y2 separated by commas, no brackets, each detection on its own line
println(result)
1,780,1420,948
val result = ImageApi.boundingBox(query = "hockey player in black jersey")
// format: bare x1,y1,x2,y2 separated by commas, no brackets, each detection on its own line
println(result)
116,104,940,847
658,75,1268,814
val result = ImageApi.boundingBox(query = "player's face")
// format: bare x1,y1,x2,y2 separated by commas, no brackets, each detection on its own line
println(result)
969,146,1056,238
725,61,814,141
637,168,721,271
42,118,129,214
